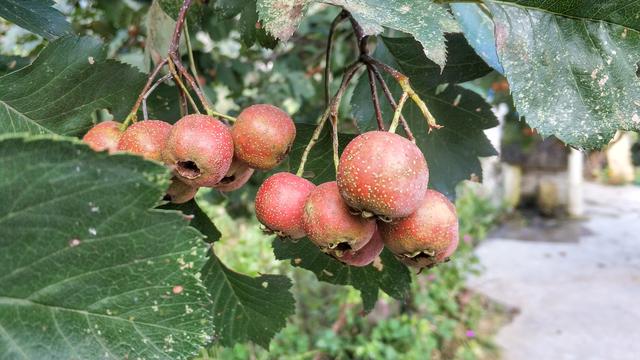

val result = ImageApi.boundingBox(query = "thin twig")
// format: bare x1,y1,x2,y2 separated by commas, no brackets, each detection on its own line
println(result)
348,15,368,54
362,54,441,132
296,62,363,177
123,57,168,127
367,66,385,130
183,18,204,96
168,58,200,113
142,73,172,120
325,10,348,106
330,113,339,172
389,92,408,133
369,64,415,142
166,0,216,115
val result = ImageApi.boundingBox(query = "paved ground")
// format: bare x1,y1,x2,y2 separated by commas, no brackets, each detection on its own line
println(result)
469,182,640,360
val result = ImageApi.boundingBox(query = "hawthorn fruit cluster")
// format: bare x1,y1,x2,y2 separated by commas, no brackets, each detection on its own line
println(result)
82,104,295,203
256,131,458,269
83,104,458,270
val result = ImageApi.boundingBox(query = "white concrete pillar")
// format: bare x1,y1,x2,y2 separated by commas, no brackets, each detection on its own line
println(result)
568,147,584,217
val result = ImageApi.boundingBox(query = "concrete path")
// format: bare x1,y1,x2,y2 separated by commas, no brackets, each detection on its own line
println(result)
469,182,640,360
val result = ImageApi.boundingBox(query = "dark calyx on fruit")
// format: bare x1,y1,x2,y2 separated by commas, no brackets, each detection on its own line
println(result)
379,189,458,269
302,181,376,256
161,114,234,187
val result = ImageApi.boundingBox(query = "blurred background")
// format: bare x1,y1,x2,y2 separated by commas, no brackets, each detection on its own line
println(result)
1,1,638,359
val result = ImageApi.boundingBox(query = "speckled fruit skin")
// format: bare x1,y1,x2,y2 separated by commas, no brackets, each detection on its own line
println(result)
231,104,296,170
213,158,255,192
303,181,376,254
255,172,315,239
165,177,198,204
337,131,429,219
82,121,123,153
117,120,172,161
379,189,458,269
336,230,384,267
162,114,234,187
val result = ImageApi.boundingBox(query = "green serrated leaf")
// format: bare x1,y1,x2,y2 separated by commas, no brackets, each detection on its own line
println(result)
381,34,493,90
145,0,176,69
160,200,222,244
0,55,30,76
163,198,294,347
0,135,213,359
273,238,410,312
202,256,295,348
488,2,640,148
492,0,640,31
0,0,71,39
257,0,455,67
158,0,204,27
289,122,355,185
0,36,146,136
256,0,310,41
351,42,497,198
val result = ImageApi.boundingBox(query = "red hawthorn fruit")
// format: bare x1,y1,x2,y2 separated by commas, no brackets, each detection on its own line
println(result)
162,114,234,187
82,121,123,153
231,104,296,170
337,131,429,219
165,177,198,204
213,158,254,192
117,120,172,161
336,230,384,267
255,172,315,239
302,181,376,255
379,189,459,269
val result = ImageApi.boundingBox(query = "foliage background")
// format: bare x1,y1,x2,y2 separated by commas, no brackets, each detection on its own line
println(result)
5,0,637,358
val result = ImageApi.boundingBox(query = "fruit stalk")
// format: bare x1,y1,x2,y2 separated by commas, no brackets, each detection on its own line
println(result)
366,66,385,130
389,92,408,133
325,10,349,106
367,64,415,141
296,61,363,177
142,73,172,120
362,54,442,132
123,57,168,128
168,57,200,113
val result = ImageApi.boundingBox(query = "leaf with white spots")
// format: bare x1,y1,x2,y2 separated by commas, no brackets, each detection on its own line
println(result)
490,0,640,31
451,3,504,74
163,199,296,348
487,2,640,148
273,238,411,312
0,0,71,39
0,135,214,359
201,256,295,348
256,0,455,67
0,36,146,137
